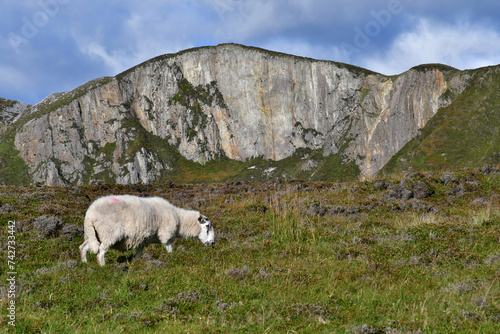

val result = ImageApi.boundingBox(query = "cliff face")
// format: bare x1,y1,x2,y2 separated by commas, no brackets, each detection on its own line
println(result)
9,44,473,185
0,97,30,135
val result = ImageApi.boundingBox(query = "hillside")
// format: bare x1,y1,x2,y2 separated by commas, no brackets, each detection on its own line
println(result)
0,169,499,331
381,65,500,175
1,43,498,185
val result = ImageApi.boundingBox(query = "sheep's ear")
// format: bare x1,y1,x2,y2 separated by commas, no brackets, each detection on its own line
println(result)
199,215,210,224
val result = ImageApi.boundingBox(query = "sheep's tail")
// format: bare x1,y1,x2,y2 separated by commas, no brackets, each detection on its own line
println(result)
84,217,100,254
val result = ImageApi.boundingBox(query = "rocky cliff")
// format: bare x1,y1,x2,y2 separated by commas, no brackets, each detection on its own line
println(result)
0,97,30,135
3,44,482,185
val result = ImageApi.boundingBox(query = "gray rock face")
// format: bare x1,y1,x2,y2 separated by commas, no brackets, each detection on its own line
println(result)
10,44,467,185
0,97,30,135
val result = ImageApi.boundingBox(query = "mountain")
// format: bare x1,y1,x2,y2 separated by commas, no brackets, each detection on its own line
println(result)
1,43,498,185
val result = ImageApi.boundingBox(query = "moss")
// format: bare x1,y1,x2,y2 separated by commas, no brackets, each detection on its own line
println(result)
293,122,323,142
168,78,227,143
169,78,226,109
97,142,117,159
360,88,370,103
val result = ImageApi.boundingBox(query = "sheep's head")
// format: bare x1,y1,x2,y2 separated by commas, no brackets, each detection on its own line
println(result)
198,215,215,246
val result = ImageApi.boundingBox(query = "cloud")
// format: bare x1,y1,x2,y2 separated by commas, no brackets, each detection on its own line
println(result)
78,42,130,75
361,19,500,74
2,0,500,104
70,1,202,76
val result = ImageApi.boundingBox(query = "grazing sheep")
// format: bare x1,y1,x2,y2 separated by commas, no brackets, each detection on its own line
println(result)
79,195,215,266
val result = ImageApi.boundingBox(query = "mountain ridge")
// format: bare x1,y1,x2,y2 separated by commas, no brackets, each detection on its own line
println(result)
1,43,498,185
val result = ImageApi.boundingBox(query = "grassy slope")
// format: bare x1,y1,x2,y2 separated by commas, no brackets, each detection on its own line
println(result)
381,66,500,176
0,98,32,185
0,169,499,333
0,141,31,185
170,148,360,184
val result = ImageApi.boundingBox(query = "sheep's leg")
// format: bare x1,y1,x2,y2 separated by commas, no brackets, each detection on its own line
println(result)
134,247,144,260
96,242,111,266
165,241,173,253
79,241,89,263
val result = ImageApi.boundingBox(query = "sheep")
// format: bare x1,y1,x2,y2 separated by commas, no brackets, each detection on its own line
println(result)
79,195,215,266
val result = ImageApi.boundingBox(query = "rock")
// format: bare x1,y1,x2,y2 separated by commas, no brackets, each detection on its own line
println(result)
301,159,318,171
329,206,347,214
386,186,413,201
61,224,84,241
446,185,465,196
309,204,327,216
411,181,434,199
61,260,78,270
0,201,15,213
226,266,250,280
441,172,458,185
148,260,165,269
33,216,63,239
0,97,30,135
352,324,382,334
36,267,55,275
480,166,499,175
471,198,487,206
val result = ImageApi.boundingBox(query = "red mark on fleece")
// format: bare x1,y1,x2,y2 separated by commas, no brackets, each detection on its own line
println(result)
111,196,120,202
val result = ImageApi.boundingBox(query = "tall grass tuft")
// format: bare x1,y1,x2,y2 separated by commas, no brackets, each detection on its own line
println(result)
268,188,305,244
470,203,497,226
394,212,439,229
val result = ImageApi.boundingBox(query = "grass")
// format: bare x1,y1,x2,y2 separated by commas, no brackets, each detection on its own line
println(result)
0,141,31,185
0,168,499,332
268,187,307,244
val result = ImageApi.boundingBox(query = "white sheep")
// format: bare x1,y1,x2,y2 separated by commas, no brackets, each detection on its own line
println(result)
79,195,215,266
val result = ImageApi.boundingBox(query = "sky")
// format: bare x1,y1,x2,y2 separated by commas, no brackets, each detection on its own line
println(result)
1,0,500,105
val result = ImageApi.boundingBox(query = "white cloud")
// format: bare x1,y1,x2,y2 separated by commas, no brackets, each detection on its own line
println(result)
71,2,197,76
79,42,129,74
361,19,500,74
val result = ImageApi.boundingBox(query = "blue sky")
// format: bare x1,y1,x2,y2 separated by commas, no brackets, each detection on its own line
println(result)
1,0,500,105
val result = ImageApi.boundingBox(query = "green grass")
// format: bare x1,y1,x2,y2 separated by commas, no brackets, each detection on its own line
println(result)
1,169,499,332
0,141,31,185
166,148,360,184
